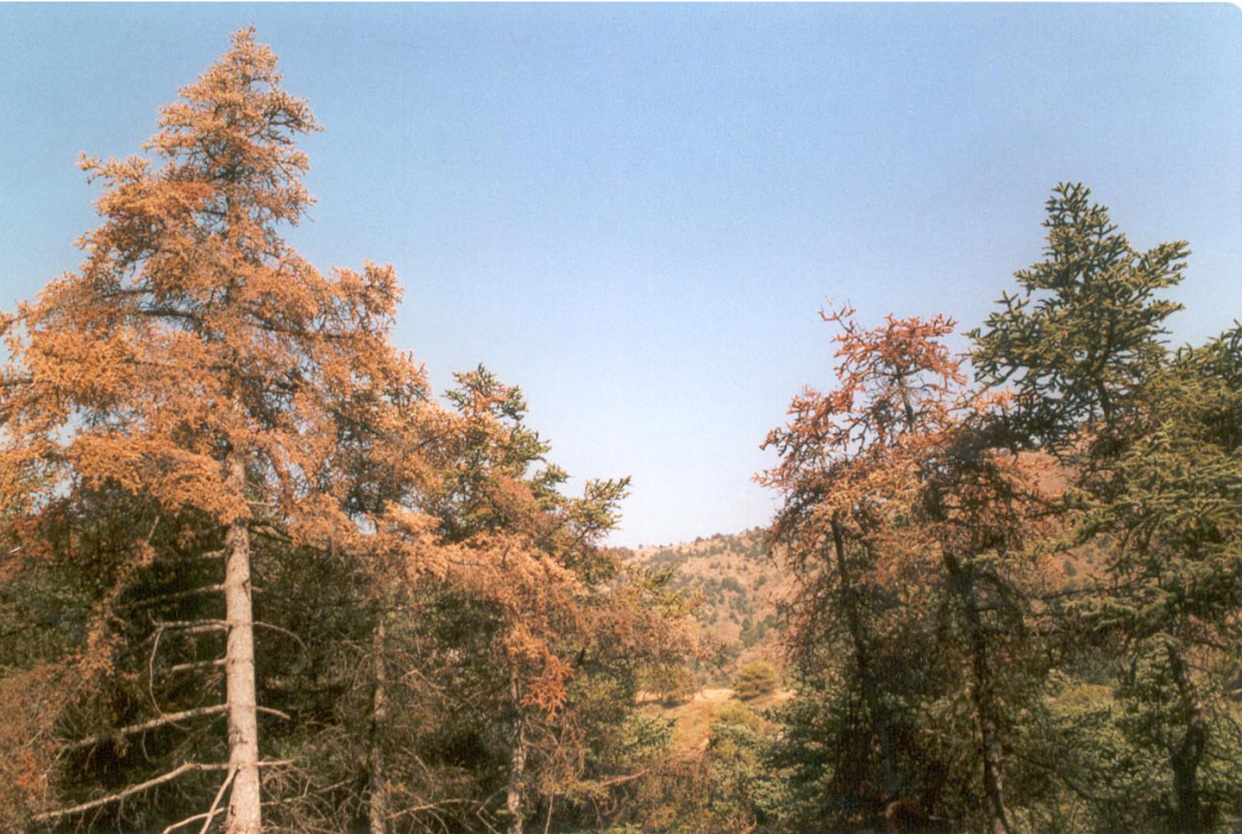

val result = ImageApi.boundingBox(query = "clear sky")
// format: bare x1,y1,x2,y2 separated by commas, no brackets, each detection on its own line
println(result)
2,4,1239,547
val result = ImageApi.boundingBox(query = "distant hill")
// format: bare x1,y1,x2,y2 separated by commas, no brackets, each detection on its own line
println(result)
614,509,1105,688
616,528,789,684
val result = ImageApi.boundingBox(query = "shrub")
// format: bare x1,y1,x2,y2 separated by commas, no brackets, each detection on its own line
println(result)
734,661,778,701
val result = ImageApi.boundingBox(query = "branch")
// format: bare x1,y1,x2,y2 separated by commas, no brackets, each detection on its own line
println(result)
152,548,226,562
158,766,235,834
33,761,228,823
62,704,228,752
593,768,651,788
248,523,291,543
34,760,294,824
169,658,226,675
121,584,226,611
134,619,300,656
149,624,166,717
120,620,226,662
198,766,235,834
253,620,308,653
159,806,224,834
386,797,475,823
151,619,229,635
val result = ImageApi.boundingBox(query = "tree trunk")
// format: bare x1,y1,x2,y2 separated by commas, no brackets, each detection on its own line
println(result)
369,613,389,834
224,446,262,834
946,553,1011,834
506,677,529,834
831,517,898,797
1167,643,1207,834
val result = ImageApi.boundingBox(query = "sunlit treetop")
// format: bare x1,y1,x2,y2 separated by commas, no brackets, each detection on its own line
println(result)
0,27,438,563
969,182,1188,452
759,302,966,521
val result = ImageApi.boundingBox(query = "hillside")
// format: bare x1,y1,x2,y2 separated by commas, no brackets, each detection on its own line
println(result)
615,513,1106,687
617,528,789,683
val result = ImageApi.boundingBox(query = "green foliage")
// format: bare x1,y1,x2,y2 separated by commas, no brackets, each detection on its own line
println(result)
967,184,1242,834
758,184,1242,834
4,67,1240,834
641,660,698,705
970,181,1188,451
707,705,789,832
734,661,779,701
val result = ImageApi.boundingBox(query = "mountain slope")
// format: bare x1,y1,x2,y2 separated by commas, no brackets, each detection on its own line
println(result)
617,528,788,683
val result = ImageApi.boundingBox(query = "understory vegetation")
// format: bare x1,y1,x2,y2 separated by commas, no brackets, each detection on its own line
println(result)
1,29,1239,834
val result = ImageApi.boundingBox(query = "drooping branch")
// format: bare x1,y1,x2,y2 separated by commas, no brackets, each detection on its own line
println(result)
62,704,287,753
158,810,224,834
156,765,236,834
121,584,227,610
33,761,230,823
62,704,229,752
159,806,225,834
169,658,227,675
252,619,309,652
34,760,295,824
151,619,230,635
198,765,236,834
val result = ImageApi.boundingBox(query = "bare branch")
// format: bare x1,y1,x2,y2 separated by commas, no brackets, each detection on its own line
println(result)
199,766,236,834
62,704,228,752
152,619,229,634
159,807,224,834
122,584,226,610
593,768,651,789
156,766,235,834
33,761,229,823
169,658,227,675
253,620,308,652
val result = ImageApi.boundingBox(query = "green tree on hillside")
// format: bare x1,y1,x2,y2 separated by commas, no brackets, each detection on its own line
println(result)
734,661,779,701
972,183,1242,834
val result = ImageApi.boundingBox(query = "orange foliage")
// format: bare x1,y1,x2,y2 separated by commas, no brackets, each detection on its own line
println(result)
761,301,1064,666
0,34,448,824
0,28,440,578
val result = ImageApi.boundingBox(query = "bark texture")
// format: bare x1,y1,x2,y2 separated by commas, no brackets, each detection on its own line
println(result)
224,447,262,834
369,614,389,834
1168,643,1208,834
506,677,529,834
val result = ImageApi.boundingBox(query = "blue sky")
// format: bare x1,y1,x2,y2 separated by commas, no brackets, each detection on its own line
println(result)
2,4,1239,547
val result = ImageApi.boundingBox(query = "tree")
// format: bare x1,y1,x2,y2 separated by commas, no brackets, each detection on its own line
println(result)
1074,328,1242,833
971,183,1242,833
762,303,1059,834
968,182,1187,463
399,366,698,834
733,661,778,701
0,28,435,833
760,303,965,808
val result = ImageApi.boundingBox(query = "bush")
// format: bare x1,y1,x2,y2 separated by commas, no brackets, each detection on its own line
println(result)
734,661,778,701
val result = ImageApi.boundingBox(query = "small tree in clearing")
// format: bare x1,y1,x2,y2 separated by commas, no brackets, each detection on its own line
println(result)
734,661,779,701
